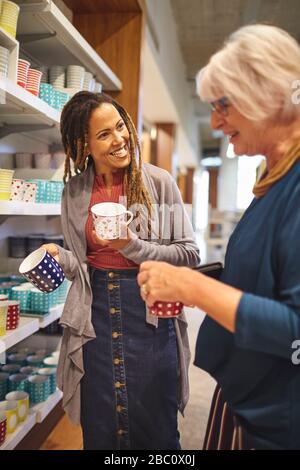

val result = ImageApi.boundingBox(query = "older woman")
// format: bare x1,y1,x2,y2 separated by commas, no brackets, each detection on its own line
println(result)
138,24,300,450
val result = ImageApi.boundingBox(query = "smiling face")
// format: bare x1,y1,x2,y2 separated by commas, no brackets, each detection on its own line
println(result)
211,103,266,156
86,103,131,174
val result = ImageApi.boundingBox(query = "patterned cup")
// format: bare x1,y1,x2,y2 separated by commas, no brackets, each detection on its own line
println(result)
8,374,29,392
0,401,18,433
43,356,58,368
19,248,65,293
5,391,29,422
28,375,50,403
0,373,9,400
91,202,133,240
149,301,184,318
0,303,8,336
38,367,57,394
0,411,6,446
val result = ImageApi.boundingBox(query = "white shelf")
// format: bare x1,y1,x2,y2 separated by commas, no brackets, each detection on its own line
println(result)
1,316,39,351
21,303,64,328
0,26,18,49
31,389,62,423
0,77,60,125
17,0,122,91
0,200,61,216
0,411,36,450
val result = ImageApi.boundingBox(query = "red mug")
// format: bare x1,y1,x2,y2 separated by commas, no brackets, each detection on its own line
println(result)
149,301,183,318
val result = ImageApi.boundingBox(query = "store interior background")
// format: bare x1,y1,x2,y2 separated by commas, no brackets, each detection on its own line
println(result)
1,0,300,450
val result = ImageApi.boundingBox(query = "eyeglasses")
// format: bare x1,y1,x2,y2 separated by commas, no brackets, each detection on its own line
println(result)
209,96,231,116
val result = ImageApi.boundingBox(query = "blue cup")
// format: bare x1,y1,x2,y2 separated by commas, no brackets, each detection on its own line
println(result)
37,368,57,394
28,375,50,403
19,248,65,293
0,372,9,400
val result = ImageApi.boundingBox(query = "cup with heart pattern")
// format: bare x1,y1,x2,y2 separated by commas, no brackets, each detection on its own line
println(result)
91,202,133,240
9,179,25,201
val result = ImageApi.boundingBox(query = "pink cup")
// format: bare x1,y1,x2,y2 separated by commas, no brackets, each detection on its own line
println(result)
149,301,183,318
17,59,30,88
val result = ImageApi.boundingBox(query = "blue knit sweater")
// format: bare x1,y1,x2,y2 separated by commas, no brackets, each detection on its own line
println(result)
195,160,300,449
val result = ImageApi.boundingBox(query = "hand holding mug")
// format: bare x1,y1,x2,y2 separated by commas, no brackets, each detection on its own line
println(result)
41,244,60,263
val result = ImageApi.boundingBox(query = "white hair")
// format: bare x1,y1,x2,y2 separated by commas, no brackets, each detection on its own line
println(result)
197,24,300,123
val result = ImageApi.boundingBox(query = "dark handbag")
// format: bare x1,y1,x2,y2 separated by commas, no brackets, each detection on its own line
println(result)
194,262,223,280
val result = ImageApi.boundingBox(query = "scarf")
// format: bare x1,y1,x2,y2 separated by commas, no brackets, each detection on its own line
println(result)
253,139,300,198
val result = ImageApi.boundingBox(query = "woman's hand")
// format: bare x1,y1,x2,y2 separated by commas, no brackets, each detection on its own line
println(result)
91,225,132,251
41,243,60,262
137,261,196,307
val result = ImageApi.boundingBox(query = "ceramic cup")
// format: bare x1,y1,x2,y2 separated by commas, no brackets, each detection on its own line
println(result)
149,301,184,318
0,410,7,445
0,400,18,433
19,248,65,293
91,202,133,240
5,391,29,422
0,303,8,336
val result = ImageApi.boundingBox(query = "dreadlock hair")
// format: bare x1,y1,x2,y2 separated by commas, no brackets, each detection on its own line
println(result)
60,91,152,228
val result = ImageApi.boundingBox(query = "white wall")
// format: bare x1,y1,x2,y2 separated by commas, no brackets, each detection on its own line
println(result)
144,0,199,167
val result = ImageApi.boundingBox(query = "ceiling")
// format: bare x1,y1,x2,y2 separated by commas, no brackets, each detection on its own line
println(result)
170,0,300,153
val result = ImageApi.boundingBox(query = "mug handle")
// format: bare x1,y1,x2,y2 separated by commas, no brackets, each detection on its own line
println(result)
124,210,133,225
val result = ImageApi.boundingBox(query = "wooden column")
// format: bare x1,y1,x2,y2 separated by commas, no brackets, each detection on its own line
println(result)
63,0,144,129
208,168,219,208
152,123,176,175
185,167,195,204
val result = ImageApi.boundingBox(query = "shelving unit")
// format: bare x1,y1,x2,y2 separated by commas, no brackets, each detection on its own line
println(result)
1,316,39,351
0,200,61,216
16,0,122,91
32,389,62,423
21,303,64,328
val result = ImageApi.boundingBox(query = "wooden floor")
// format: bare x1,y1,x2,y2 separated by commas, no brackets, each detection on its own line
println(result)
40,414,83,450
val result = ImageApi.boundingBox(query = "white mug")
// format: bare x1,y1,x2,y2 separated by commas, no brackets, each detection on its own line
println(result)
91,203,133,240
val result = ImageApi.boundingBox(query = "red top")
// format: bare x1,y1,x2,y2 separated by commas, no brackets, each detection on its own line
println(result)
86,170,138,270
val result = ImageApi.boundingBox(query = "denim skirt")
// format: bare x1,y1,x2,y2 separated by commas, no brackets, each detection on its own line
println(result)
80,267,179,450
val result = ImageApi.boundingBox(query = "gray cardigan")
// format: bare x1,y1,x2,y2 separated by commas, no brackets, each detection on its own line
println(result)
56,161,200,424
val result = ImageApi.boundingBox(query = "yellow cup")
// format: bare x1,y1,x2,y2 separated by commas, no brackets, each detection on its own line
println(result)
0,400,18,433
0,303,8,336
5,391,29,422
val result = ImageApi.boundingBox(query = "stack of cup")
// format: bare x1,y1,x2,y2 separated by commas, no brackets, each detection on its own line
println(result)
0,168,14,201
26,68,42,96
66,65,85,90
17,59,30,88
0,0,20,38
15,152,32,168
27,375,50,403
0,45,9,79
0,401,17,434
33,153,51,169
8,373,28,392
23,181,37,202
0,373,9,400
5,301,20,331
49,65,65,88
83,71,93,91
94,82,103,93
9,179,25,202
5,391,29,423
39,83,54,107
0,302,7,336
0,411,7,445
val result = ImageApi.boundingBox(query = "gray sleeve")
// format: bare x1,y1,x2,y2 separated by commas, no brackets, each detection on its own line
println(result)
120,177,200,267
57,186,80,280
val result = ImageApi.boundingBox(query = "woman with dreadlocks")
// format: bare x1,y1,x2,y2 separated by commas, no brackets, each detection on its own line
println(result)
42,91,200,450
